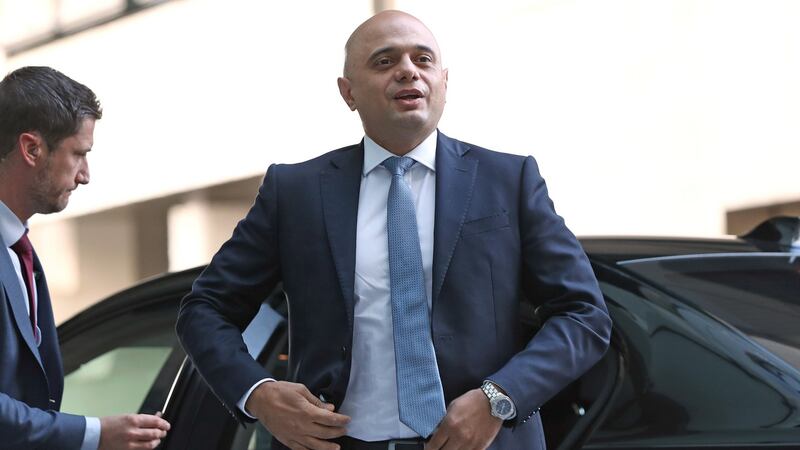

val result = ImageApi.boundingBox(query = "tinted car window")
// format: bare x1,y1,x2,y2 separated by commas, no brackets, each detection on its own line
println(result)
61,301,182,416
586,261,800,449
63,346,174,416
623,253,800,371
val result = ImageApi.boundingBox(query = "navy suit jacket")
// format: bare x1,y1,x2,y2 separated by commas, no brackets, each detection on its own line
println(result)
0,247,85,449
177,132,612,449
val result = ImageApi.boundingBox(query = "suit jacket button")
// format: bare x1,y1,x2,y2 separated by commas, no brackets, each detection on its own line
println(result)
341,346,347,359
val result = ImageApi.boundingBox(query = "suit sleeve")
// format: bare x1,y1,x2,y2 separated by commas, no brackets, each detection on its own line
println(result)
487,156,612,426
176,165,283,422
0,391,86,449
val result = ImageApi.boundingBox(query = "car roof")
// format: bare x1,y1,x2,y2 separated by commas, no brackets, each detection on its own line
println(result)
61,267,204,332
579,236,767,265
63,220,796,328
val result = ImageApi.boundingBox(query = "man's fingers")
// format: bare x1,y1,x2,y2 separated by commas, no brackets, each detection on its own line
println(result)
287,440,311,450
426,424,448,450
306,405,351,427
129,440,161,450
123,414,170,442
132,413,171,430
298,385,325,407
129,427,167,441
293,385,338,416
297,394,350,426
304,422,348,440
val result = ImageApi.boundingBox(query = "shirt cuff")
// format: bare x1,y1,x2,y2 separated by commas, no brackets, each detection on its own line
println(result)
237,378,275,419
80,416,101,450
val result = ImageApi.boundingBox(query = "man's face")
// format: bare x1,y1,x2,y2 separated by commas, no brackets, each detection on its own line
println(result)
31,118,94,214
338,12,448,143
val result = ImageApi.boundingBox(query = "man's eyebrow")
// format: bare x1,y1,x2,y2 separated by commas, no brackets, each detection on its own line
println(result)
368,45,436,61
368,46,397,60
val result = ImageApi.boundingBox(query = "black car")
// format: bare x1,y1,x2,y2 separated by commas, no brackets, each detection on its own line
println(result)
57,218,800,450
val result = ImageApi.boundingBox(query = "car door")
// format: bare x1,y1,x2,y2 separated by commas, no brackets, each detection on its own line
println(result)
159,289,289,450
58,270,194,420
59,268,291,450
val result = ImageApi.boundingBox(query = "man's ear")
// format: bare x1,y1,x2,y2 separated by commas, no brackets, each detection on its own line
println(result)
17,132,44,167
337,77,357,111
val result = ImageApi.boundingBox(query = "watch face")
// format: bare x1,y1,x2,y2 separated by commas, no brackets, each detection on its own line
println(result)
491,396,515,419
495,398,513,416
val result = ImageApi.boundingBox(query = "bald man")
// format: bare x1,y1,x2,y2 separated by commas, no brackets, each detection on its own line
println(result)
177,11,611,450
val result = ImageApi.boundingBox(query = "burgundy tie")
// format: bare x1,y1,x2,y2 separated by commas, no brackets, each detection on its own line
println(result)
10,232,38,342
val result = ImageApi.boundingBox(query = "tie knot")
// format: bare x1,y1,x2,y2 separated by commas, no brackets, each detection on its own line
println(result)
11,233,32,258
382,156,416,176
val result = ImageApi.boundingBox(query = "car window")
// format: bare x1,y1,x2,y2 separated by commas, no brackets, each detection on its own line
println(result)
60,301,182,417
622,253,800,372
585,261,800,449
62,346,174,416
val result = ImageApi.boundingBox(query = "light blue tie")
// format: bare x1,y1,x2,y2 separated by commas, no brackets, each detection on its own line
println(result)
382,156,446,438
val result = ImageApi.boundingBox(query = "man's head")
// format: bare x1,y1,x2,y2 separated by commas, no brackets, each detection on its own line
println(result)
338,11,448,154
0,66,101,219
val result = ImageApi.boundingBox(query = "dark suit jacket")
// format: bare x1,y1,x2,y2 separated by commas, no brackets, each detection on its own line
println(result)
177,132,612,449
0,247,85,449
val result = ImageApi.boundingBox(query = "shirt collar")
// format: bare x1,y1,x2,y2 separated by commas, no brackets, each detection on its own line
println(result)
362,130,438,176
0,200,26,248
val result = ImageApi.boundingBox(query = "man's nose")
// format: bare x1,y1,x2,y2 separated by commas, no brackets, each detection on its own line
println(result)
76,160,90,185
394,55,419,82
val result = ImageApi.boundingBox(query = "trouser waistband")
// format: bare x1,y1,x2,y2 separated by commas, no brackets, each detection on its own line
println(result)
334,436,425,450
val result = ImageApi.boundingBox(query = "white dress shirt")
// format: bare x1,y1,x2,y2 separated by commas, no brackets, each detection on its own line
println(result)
338,131,442,440
0,200,100,450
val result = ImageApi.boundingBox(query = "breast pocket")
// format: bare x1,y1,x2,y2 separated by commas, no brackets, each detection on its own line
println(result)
461,211,509,237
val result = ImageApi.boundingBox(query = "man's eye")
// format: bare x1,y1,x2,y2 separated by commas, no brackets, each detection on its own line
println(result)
417,55,433,63
376,58,392,65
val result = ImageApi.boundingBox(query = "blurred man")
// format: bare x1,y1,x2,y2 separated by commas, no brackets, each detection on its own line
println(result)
0,66,171,450
178,11,611,450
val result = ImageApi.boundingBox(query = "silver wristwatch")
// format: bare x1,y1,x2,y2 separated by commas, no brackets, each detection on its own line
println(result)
481,381,516,420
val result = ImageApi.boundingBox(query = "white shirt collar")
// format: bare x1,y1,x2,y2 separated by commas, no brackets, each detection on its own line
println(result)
362,130,438,176
0,200,26,248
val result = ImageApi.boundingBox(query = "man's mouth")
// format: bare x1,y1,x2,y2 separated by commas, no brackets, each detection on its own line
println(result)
394,89,424,100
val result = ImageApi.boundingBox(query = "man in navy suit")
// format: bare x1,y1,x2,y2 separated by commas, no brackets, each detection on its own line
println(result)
177,10,611,450
0,66,171,450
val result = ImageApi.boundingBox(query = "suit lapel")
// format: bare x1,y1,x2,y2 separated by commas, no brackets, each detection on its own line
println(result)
33,253,64,406
432,132,478,305
320,144,364,333
0,245,43,367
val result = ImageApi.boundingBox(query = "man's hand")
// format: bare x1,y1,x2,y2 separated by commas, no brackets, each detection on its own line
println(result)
426,389,502,450
98,413,170,450
246,381,350,450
